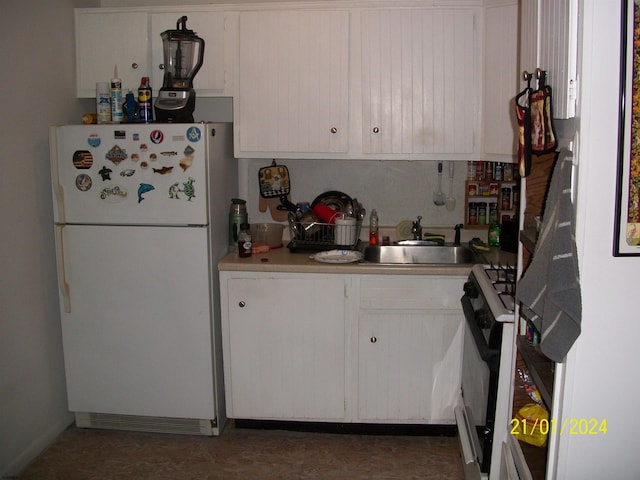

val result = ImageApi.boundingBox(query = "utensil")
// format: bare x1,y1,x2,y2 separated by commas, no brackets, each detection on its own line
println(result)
446,161,456,211
433,162,445,206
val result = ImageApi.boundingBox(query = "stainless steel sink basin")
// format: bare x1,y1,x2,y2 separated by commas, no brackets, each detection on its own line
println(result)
363,245,476,264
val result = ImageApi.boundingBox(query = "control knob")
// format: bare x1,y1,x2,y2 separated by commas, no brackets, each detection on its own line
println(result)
463,280,479,299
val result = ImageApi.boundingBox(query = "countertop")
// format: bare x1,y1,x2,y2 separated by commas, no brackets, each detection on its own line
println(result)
218,245,517,275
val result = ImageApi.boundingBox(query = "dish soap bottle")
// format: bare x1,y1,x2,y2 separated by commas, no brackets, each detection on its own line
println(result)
369,209,379,246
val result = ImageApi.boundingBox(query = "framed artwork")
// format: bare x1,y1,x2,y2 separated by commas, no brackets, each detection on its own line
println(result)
615,0,640,255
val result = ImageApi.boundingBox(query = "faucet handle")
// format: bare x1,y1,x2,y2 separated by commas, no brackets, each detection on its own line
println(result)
454,223,463,246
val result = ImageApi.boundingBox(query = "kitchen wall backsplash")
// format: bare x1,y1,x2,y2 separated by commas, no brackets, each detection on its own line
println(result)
242,158,468,230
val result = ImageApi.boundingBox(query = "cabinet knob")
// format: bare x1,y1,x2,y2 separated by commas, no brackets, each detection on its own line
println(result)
331,127,338,134
159,64,165,70
131,63,139,70
238,301,246,308
372,127,380,134
370,336,377,343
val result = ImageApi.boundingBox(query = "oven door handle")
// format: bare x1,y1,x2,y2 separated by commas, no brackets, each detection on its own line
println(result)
461,295,500,371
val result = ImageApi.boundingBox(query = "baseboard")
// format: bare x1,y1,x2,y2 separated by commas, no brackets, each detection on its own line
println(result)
2,413,74,478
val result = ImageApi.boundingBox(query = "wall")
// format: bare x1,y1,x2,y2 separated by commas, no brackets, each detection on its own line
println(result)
0,0,96,475
556,0,640,478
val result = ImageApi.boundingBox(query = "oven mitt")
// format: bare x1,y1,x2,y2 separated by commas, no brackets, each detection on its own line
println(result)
515,87,533,177
530,85,557,155
258,160,291,198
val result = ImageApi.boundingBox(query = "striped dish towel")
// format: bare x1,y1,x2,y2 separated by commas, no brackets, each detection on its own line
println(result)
517,149,582,363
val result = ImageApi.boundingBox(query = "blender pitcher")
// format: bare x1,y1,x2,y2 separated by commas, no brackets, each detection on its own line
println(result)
154,16,205,123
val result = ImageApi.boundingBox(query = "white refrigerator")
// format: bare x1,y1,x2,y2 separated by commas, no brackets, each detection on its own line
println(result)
49,123,235,435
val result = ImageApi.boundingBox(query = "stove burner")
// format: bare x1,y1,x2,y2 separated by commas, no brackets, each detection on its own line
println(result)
482,263,517,312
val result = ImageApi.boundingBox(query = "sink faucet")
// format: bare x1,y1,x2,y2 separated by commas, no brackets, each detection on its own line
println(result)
412,216,423,240
454,224,463,246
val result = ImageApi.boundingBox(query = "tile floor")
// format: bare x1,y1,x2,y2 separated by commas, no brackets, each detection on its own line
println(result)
19,422,465,479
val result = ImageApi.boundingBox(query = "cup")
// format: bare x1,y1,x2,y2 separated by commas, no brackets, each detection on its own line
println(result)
335,217,357,246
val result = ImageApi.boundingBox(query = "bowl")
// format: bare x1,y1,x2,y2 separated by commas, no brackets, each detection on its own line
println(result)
250,223,285,248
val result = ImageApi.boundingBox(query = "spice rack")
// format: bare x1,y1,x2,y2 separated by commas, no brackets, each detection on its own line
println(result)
463,161,520,229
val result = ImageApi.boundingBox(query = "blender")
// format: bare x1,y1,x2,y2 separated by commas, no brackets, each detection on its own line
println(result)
154,16,205,123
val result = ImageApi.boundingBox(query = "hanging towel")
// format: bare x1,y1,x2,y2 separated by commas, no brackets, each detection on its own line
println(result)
517,149,582,363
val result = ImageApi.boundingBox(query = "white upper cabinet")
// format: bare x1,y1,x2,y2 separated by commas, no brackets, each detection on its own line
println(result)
235,10,350,157
75,8,235,98
75,11,149,97
482,1,518,161
150,11,235,96
360,8,480,159
520,0,578,119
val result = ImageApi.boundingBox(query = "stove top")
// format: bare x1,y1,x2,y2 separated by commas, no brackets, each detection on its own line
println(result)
471,263,516,322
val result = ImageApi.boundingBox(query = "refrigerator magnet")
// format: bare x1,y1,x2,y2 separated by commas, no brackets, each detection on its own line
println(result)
106,145,127,165
137,183,155,203
98,166,112,181
99,185,127,202
72,150,93,169
150,130,164,144
75,174,92,191
186,126,202,142
87,134,101,148
182,178,196,201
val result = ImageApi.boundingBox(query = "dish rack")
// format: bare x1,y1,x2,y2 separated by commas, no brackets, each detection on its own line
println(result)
287,220,362,252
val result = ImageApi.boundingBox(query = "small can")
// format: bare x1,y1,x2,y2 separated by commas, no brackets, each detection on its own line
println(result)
489,183,499,196
467,183,478,196
468,203,478,225
475,161,485,181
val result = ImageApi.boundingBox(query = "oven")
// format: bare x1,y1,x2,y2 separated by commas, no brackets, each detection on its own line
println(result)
456,263,516,479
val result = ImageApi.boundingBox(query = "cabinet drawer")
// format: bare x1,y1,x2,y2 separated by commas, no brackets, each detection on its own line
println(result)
359,276,464,310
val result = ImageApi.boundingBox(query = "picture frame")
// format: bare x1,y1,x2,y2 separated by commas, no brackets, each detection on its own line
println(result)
615,0,640,255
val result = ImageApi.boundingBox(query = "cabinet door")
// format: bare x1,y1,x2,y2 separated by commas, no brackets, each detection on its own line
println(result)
236,10,349,156
361,8,479,158
357,275,464,423
483,2,518,160
150,11,233,96
520,0,578,119
75,10,149,97
358,311,463,423
224,277,346,420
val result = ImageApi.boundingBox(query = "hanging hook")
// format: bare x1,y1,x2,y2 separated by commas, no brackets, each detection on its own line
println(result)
536,68,547,89
522,70,533,89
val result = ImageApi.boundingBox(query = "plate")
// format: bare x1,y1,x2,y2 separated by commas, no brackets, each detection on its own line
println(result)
309,250,363,263
311,191,353,215
396,220,414,241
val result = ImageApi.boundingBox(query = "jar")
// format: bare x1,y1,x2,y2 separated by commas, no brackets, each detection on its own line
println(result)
501,188,511,210
478,203,487,225
468,203,478,225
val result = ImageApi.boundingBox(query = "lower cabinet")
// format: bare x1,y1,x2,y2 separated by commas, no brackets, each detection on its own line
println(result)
219,271,465,423
222,275,347,421
357,275,464,423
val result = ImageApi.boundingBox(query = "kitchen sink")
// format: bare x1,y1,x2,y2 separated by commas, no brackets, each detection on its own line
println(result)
363,244,477,264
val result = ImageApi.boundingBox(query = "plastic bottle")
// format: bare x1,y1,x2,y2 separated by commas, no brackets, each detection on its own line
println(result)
138,76,153,123
110,65,123,124
369,209,379,246
96,82,111,124
123,91,138,123
229,199,248,252
488,223,501,247
238,223,253,258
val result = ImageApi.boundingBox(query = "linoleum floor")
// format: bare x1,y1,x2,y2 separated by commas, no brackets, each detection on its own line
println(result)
20,424,464,479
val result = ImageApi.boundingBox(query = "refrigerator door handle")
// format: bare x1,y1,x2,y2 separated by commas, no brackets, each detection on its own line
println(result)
49,127,65,223
55,225,71,313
